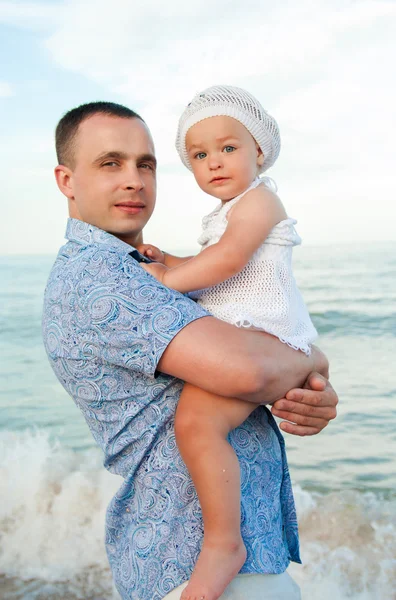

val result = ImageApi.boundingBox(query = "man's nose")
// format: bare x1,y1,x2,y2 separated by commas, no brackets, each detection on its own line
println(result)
122,166,145,191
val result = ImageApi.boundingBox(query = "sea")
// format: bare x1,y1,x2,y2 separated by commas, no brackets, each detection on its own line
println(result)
0,241,395,600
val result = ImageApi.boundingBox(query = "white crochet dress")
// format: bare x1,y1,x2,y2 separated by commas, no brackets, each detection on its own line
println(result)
189,177,318,355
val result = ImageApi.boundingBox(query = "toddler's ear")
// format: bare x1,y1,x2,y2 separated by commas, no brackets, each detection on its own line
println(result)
256,145,265,166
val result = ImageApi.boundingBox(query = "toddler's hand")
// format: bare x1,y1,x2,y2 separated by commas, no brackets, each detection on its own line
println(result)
136,243,165,264
142,262,169,284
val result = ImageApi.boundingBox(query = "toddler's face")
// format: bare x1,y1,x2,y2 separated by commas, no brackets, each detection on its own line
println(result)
185,116,264,201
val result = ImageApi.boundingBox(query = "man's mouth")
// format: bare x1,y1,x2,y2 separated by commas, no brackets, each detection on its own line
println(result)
114,201,145,215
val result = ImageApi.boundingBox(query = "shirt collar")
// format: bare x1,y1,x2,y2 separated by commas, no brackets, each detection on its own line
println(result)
65,218,136,254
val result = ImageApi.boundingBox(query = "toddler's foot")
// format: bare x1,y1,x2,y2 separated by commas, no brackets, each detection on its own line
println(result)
180,539,247,600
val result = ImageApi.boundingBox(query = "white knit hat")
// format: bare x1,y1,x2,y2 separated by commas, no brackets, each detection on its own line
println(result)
175,85,281,174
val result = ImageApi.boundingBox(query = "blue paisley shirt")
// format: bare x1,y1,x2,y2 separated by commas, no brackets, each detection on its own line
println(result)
42,218,301,600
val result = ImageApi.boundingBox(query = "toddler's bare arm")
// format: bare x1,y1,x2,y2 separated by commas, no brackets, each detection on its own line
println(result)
136,243,193,267
143,185,286,292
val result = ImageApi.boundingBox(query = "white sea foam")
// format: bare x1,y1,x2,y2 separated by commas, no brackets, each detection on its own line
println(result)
1,430,395,599
0,429,121,598
290,486,396,599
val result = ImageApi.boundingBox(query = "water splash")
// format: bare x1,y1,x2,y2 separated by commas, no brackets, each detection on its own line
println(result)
290,486,396,599
1,431,395,599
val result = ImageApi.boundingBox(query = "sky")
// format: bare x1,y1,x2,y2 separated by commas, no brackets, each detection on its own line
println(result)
0,0,395,255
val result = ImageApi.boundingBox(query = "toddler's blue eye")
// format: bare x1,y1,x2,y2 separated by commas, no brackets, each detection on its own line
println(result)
224,146,236,153
195,152,207,160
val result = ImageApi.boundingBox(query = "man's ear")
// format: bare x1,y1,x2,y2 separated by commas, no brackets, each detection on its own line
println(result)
55,165,74,199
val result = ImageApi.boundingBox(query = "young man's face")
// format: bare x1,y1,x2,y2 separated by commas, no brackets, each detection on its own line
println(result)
56,114,157,247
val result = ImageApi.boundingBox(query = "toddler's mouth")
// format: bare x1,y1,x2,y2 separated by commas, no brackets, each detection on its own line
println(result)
210,177,229,183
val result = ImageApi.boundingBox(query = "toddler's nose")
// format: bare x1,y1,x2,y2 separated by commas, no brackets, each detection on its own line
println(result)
208,154,223,170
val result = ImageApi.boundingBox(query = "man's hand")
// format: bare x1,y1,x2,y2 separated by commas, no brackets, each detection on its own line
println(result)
136,243,165,264
271,372,338,436
142,261,169,283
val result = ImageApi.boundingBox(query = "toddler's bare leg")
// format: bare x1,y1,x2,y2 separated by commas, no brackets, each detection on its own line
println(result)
175,382,259,600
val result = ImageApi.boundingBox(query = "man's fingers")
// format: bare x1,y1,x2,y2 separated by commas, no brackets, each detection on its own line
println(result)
272,399,337,421
272,373,338,436
278,421,322,437
271,407,327,429
285,389,327,406
305,372,327,390
285,382,338,408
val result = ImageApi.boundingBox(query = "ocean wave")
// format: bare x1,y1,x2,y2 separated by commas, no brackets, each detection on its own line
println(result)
0,430,395,599
290,486,396,599
0,429,121,599
311,310,396,335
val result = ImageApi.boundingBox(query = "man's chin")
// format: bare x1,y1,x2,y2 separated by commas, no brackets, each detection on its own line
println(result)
106,220,145,246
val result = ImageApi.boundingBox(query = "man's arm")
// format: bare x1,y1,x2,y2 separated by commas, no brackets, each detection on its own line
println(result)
158,317,337,436
159,317,317,396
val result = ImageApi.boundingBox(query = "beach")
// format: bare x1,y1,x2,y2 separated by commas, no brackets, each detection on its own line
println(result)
1,241,395,599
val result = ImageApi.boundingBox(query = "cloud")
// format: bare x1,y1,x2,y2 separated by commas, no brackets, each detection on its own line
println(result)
0,1,60,29
0,81,14,97
39,1,396,163
1,0,396,250
41,1,396,90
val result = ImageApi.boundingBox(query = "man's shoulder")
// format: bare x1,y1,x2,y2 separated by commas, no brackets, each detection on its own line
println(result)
42,237,208,387
46,238,142,289
43,236,207,338
42,239,144,338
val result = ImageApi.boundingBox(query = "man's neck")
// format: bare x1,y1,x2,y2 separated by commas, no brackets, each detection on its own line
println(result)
116,231,143,248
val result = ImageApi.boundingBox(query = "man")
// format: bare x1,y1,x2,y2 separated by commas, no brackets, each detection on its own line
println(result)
43,102,337,600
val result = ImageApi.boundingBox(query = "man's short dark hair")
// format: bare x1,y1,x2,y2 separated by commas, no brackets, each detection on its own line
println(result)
55,101,144,168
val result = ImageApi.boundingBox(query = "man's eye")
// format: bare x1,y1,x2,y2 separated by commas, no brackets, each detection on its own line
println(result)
139,163,155,171
102,161,118,167
223,146,236,153
194,152,207,160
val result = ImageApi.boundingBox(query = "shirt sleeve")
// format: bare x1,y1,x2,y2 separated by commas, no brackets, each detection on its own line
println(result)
79,249,209,378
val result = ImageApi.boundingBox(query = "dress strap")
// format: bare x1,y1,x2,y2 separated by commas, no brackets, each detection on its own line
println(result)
221,176,276,216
